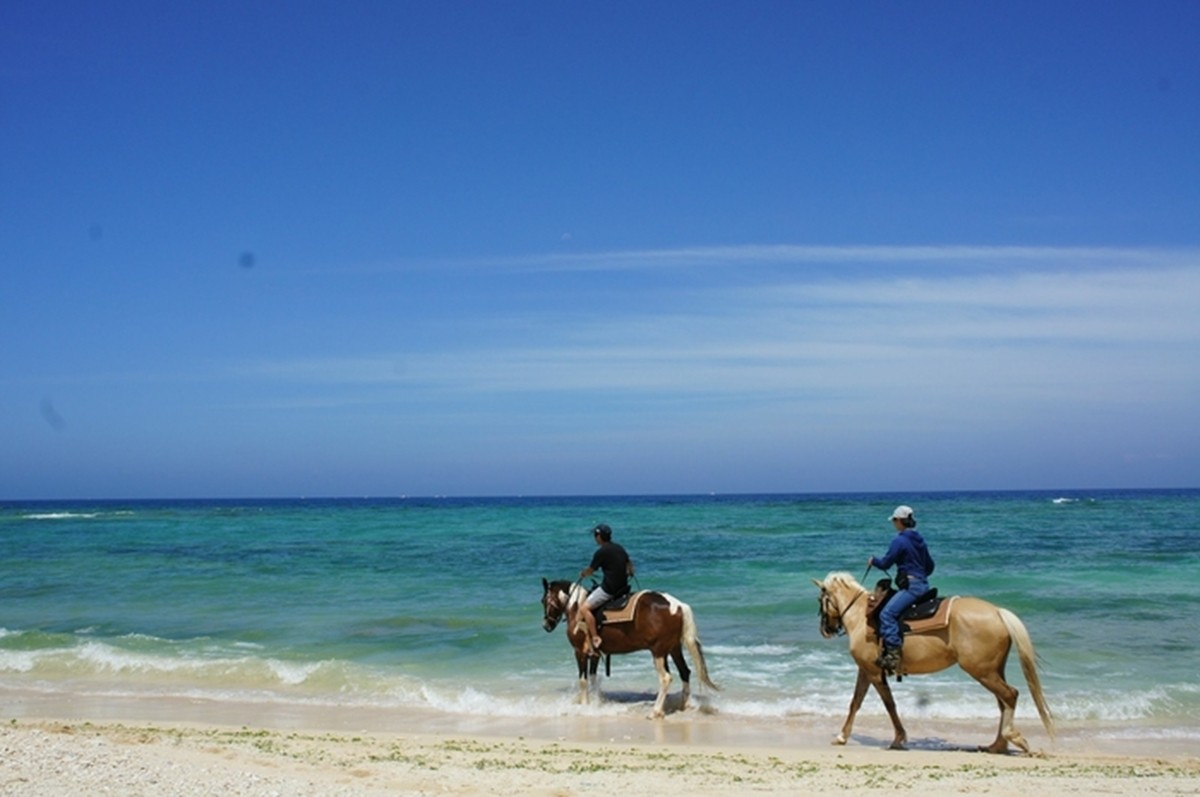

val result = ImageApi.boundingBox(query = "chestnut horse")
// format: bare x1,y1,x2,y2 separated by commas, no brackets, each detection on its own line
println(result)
813,571,1054,753
541,579,718,717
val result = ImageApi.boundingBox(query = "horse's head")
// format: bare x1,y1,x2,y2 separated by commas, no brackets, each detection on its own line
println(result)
812,572,861,639
541,578,572,632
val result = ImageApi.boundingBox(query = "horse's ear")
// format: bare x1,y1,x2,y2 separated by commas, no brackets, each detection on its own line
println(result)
542,577,549,591
811,578,824,588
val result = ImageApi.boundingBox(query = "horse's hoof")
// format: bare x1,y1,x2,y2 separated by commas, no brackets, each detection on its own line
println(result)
1008,735,1031,755
833,734,847,746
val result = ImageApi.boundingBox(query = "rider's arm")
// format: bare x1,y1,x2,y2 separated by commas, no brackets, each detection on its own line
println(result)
871,537,905,571
580,566,595,580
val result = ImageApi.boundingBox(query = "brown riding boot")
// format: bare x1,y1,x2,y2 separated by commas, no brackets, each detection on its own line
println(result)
876,644,902,672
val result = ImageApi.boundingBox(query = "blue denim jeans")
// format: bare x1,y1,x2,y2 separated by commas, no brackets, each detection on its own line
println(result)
879,578,929,648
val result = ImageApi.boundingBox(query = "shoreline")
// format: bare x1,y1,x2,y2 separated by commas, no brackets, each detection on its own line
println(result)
2,686,1200,792
3,716,1198,797
4,690,1200,797
3,686,1198,757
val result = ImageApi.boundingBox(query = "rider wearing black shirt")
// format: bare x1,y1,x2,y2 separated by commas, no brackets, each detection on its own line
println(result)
578,523,634,655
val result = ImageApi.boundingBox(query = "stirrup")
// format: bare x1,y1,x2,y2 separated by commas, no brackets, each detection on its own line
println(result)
876,645,901,672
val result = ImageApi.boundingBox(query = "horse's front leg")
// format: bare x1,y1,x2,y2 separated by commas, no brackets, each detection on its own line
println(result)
872,673,908,750
835,668,871,745
575,650,591,705
651,654,672,718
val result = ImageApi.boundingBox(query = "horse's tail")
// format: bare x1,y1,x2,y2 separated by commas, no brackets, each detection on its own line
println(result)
998,607,1055,740
679,600,720,691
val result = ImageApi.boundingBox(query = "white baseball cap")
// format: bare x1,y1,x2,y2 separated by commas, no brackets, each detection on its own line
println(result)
889,505,914,521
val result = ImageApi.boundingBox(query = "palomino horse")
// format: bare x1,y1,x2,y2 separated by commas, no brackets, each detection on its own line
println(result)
541,579,718,717
813,571,1054,754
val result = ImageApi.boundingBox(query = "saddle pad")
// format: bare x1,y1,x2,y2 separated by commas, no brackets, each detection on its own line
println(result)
904,595,957,634
598,591,648,625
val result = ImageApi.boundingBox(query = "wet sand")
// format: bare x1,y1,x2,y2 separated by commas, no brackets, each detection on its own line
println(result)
2,689,1197,796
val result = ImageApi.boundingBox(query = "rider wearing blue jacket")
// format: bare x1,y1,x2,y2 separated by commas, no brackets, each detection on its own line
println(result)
868,505,935,672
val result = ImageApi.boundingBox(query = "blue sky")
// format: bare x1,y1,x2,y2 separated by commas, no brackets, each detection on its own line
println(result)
3,2,1198,499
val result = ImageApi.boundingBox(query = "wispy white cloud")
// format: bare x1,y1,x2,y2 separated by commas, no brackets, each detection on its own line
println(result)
459,243,1200,273
298,243,1200,277
240,250,1200,420
125,244,1198,492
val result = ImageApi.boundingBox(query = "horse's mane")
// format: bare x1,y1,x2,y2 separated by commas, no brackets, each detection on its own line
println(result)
567,582,587,608
548,579,587,608
823,571,866,592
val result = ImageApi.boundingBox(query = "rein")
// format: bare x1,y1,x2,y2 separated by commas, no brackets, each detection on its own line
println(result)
841,588,865,622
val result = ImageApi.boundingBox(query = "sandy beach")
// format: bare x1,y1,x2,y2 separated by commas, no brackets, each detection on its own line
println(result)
2,692,1197,797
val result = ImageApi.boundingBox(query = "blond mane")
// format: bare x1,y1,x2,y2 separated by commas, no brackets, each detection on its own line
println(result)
822,571,866,592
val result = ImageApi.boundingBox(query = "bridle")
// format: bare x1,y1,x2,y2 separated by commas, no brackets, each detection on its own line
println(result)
817,581,864,638
541,583,573,632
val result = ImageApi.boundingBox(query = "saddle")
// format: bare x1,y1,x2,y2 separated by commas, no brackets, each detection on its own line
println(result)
867,578,955,636
594,589,645,626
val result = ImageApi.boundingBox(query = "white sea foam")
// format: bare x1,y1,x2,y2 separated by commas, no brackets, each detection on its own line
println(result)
0,649,39,674
1050,685,1190,722
231,641,266,651
1090,725,1200,742
22,512,102,520
0,638,324,691
262,659,324,686
2,640,1192,728
712,695,829,718
706,644,794,656
417,685,585,717
1,631,1189,726
20,509,134,520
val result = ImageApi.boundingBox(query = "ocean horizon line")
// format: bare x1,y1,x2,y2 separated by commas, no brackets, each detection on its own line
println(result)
4,485,1197,505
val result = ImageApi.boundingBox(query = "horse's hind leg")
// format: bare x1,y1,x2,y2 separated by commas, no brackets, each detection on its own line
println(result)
975,670,1028,754
670,644,692,711
651,654,672,718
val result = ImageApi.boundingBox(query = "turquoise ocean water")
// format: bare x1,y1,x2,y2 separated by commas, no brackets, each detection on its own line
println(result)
2,490,1198,742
